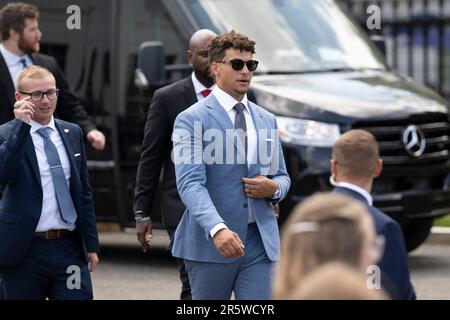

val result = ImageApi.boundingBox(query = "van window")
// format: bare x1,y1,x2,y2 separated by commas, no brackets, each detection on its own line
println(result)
184,0,386,73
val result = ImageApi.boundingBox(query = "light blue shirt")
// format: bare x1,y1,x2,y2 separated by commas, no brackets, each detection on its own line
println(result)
29,117,76,232
0,43,33,89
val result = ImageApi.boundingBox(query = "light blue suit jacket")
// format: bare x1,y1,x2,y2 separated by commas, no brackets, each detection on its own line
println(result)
171,94,290,263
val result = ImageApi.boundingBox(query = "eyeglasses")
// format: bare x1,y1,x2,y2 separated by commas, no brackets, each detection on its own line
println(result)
19,89,59,102
217,59,259,72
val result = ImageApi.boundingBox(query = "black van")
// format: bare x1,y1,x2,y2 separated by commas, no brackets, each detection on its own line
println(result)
10,0,449,251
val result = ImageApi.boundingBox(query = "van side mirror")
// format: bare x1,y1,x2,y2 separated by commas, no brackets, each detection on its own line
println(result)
370,35,386,58
136,41,166,88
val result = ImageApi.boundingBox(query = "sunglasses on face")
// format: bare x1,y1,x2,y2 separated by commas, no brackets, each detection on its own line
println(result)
217,59,259,72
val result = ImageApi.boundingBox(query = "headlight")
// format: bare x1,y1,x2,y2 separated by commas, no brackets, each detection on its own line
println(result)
276,117,340,147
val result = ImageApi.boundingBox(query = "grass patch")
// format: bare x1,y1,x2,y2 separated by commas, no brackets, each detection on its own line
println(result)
434,215,450,227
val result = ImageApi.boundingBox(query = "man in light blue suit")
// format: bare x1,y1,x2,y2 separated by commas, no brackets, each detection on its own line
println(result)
171,31,291,300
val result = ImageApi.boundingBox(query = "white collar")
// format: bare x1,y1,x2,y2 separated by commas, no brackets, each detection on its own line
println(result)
336,182,373,206
191,72,214,95
212,85,249,113
29,116,56,134
0,43,29,67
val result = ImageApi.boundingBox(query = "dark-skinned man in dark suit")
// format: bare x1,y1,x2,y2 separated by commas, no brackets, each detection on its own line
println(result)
331,129,416,300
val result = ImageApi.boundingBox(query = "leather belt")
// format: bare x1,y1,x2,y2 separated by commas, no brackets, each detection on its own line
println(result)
34,229,74,240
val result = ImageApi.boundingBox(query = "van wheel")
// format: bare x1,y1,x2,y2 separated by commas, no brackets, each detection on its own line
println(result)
401,218,434,252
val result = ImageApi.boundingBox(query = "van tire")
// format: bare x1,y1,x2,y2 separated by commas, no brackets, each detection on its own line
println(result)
401,218,434,252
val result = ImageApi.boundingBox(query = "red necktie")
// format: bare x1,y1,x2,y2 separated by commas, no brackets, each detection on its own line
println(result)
200,89,212,97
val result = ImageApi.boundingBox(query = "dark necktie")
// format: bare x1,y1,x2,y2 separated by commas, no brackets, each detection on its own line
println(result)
201,89,212,97
234,103,247,156
36,127,77,224
19,58,27,69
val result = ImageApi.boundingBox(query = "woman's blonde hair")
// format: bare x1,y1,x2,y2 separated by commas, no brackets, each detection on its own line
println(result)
286,262,388,300
273,193,372,299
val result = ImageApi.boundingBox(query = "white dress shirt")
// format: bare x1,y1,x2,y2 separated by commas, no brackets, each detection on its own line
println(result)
29,117,76,232
191,72,215,102
0,43,33,89
209,86,258,237
336,181,373,206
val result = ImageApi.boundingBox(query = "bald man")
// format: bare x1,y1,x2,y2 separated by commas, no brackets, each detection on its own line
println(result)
133,29,217,300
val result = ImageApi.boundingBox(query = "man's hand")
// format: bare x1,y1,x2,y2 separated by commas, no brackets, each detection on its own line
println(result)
213,228,245,258
241,176,278,199
87,252,99,272
136,219,153,253
13,97,35,123
86,129,106,150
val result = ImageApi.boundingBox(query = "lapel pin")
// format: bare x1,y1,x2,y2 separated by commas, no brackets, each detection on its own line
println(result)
64,129,69,134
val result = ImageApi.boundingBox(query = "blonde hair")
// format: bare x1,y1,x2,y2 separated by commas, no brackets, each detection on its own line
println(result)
273,193,372,299
332,130,380,180
286,262,388,300
17,65,55,91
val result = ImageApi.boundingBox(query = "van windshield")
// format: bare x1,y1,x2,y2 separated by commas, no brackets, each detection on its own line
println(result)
184,0,386,73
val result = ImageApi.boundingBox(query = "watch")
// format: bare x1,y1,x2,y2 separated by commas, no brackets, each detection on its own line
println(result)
272,185,280,199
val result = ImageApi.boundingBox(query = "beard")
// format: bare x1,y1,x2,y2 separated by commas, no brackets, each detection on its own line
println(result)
197,66,214,87
18,35,39,55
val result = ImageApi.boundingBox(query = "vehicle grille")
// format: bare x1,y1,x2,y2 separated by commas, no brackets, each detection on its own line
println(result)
352,115,450,166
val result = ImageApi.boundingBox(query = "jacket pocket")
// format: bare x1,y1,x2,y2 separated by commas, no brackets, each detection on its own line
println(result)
0,210,16,224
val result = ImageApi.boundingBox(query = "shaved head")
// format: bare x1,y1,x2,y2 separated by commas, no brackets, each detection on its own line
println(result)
187,29,217,87
189,29,217,51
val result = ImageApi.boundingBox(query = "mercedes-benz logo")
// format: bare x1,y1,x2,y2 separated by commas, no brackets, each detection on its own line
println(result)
402,125,426,157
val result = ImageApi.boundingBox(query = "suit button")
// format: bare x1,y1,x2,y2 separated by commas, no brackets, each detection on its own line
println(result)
243,203,248,208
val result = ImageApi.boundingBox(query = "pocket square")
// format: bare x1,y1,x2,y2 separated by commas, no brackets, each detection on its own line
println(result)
74,153,81,157
266,138,274,142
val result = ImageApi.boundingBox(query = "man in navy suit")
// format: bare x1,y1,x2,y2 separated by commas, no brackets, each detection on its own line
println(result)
331,129,416,300
0,66,99,299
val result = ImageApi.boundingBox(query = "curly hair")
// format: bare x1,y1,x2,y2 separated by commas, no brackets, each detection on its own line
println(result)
208,30,256,64
0,2,39,40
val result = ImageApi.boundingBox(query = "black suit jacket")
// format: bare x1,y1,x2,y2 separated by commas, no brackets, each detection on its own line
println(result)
0,52,96,134
333,186,416,300
134,76,257,228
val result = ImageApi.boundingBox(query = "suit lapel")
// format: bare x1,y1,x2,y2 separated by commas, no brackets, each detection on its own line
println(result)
54,120,81,198
0,53,16,108
182,77,197,108
248,102,265,177
24,135,42,188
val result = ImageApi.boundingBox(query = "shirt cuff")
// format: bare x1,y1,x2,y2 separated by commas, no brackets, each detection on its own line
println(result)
210,223,228,238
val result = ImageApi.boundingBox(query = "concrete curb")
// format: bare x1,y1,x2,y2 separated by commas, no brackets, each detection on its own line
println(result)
426,227,450,245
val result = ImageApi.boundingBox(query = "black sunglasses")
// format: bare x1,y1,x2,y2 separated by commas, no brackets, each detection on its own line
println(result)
217,59,259,72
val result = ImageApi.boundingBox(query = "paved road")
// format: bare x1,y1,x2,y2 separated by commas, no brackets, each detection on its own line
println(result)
91,230,450,300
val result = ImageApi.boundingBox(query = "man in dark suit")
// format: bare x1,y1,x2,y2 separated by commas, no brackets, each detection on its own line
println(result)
0,66,99,299
133,29,217,300
330,129,416,300
0,2,105,150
